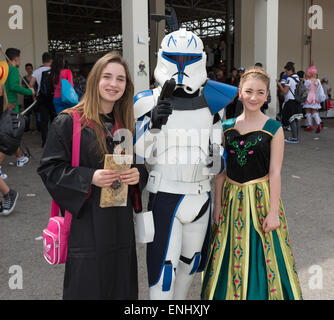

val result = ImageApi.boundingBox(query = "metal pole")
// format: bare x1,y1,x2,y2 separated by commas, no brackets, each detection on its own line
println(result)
19,100,37,117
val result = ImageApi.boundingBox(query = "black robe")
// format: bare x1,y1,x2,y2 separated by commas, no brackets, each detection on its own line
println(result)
38,112,140,300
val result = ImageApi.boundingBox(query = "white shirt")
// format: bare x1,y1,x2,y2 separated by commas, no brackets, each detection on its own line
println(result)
32,66,51,94
284,74,299,102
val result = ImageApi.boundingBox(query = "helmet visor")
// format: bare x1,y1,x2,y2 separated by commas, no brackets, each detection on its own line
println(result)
161,52,202,83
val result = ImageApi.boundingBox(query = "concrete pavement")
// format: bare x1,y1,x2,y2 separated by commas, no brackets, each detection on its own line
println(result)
0,118,333,300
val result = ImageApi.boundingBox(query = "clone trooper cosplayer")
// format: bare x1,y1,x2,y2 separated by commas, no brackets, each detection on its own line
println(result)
134,29,237,299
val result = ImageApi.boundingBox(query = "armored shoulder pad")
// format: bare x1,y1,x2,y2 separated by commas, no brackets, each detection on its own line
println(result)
134,87,161,119
203,79,238,115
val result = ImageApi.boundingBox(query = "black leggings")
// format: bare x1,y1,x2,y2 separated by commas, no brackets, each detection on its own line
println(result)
290,119,300,140
38,100,56,147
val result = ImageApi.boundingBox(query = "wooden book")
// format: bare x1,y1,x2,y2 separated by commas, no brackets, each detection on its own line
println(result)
99,154,133,208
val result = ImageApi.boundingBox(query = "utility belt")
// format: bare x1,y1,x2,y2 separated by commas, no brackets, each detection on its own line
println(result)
146,171,211,195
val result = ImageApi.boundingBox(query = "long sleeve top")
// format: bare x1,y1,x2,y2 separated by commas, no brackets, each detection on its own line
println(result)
5,64,32,105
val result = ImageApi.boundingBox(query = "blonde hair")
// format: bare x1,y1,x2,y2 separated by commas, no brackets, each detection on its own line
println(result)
64,52,135,158
0,82,8,112
239,66,270,91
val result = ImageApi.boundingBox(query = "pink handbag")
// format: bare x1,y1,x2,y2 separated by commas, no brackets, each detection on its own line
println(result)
43,112,81,264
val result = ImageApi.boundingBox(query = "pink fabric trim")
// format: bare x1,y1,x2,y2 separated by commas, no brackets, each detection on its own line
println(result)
54,69,73,98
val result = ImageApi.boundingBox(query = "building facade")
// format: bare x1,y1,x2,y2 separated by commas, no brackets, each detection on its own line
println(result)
0,0,332,114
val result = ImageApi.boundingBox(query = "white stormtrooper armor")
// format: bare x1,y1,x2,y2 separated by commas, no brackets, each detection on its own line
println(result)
134,29,237,299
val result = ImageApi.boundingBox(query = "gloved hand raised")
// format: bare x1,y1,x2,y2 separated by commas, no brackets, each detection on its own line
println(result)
150,78,176,130
150,99,173,130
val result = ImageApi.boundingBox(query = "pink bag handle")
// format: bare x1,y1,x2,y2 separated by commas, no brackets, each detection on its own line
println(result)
71,112,81,166
50,112,81,232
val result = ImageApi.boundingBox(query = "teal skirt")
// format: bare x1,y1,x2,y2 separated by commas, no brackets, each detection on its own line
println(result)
201,179,303,300
207,216,294,299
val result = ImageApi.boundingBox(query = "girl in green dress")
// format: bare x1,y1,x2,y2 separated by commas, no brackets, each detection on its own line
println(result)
201,67,303,300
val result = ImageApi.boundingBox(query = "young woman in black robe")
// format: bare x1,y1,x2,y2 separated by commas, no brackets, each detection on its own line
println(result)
38,52,143,299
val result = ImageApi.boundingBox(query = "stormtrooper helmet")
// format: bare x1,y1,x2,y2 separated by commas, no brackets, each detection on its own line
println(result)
154,28,207,94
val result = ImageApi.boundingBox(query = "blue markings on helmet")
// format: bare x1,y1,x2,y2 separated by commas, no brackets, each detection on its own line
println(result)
167,35,177,48
187,35,197,48
161,52,202,84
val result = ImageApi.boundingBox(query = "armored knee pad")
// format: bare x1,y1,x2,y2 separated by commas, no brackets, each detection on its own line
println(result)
180,252,201,275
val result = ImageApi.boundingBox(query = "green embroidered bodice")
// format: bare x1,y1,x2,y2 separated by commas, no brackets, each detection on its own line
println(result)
222,118,282,183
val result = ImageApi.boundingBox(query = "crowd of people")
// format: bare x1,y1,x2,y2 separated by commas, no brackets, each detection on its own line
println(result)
205,59,330,144
0,48,86,215
278,62,328,143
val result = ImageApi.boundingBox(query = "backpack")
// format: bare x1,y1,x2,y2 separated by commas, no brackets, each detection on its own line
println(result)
38,70,54,102
290,75,308,104
0,109,25,155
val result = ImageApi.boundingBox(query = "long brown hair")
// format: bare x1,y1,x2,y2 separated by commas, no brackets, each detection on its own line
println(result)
64,52,135,158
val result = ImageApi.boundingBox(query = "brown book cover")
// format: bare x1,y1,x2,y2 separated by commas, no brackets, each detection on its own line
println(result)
99,154,132,208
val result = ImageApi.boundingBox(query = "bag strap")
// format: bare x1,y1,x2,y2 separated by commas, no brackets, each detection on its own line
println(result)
288,75,299,98
51,112,81,226
71,112,81,166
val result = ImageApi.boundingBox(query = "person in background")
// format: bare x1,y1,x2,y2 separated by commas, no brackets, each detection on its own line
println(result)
215,68,226,83
225,67,246,120
303,66,326,133
29,52,54,147
277,62,303,143
51,54,74,115
4,48,32,167
0,63,9,179
297,70,304,81
238,67,245,76
29,52,53,92
235,67,245,88
277,71,285,121
207,67,216,81
73,67,86,100
321,77,331,111
0,81,19,215
22,63,37,131
296,70,307,127
225,68,240,119
226,67,238,86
